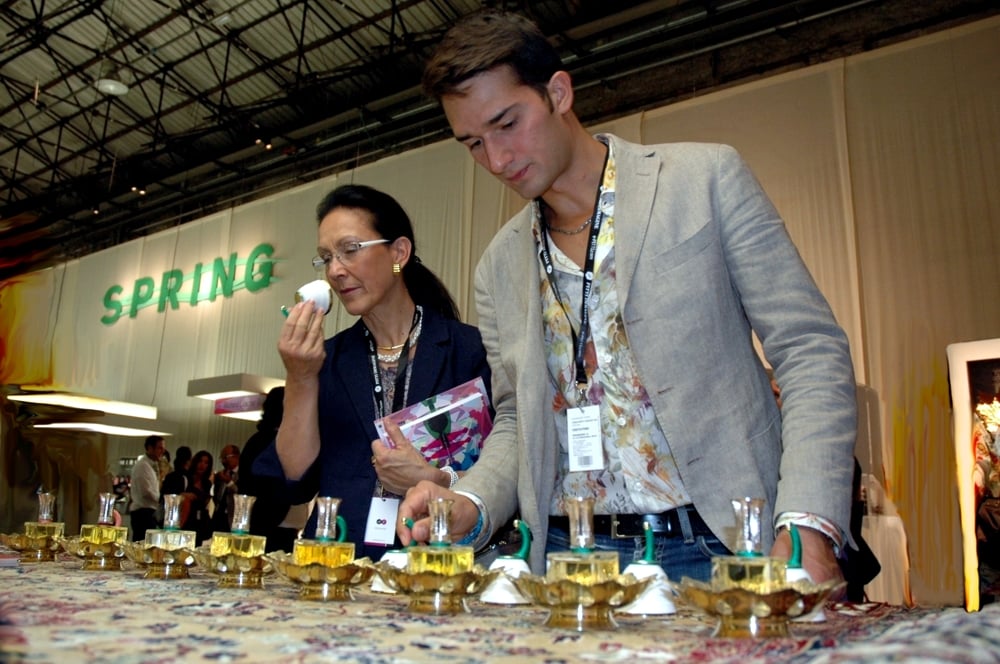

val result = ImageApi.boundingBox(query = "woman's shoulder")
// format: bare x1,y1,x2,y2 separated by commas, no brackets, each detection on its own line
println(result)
425,309,483,345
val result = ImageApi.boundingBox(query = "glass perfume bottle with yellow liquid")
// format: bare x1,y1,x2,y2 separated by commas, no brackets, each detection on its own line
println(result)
292,497,354,567
144,494,197,551
11,491,64,562
545,496,619,584
406,497,474,576
210,494,266,558
80,492,129,546
710,496,786,593
128,493,198,579
66,492,129,570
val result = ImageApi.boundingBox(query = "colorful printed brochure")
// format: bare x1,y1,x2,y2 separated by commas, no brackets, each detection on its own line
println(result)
374,377,492,471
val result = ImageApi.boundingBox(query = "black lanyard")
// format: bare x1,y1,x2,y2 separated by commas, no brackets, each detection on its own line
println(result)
364,306,421,416
538,185,606,401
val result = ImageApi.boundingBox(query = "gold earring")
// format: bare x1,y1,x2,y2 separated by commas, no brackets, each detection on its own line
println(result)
392,263,401,274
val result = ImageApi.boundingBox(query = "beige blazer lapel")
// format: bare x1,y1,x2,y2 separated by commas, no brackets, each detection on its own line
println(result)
610,138,659,313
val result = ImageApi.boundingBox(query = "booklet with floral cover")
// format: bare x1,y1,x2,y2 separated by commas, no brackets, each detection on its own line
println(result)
374,377,492,471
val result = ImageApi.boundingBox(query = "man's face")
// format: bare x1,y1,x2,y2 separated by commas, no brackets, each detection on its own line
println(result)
221,447,240,470
148,439,166,461
443,66,572,201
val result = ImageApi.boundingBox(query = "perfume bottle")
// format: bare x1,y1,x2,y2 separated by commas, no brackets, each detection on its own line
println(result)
80,492,129,546
144,494,197,551
711,496,786,592
406,498,474,575
209,494,267,558
545,496,619,584
292,497,355,567
20,491,64,561
128,493,198,579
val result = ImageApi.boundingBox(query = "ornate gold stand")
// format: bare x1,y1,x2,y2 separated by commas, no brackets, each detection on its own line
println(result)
122,542,196,579
81,555,127,571
677,577,844,639
58,537,127,571
268,553,375,602
19,547,58,563
512,573,653,632
407,591,469,615
715,614,790,638
190,545,272,589
216,569,266,589
373,562,498,615
0,533,61,563
545,603,620,631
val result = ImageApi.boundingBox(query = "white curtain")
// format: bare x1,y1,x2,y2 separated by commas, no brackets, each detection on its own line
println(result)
3,16,999,605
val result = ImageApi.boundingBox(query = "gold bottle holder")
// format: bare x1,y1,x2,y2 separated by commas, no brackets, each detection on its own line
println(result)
188,494,272,588
269,553,376,601
126,495,199,579
1,492,64,562
512,573,654,631
372,562,500,614
676,577,844,638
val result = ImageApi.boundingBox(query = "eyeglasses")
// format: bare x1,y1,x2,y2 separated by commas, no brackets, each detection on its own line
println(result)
311,239,390,270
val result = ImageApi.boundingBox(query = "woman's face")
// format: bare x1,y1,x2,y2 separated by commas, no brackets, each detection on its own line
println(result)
195,455,210,475
316,206,401,317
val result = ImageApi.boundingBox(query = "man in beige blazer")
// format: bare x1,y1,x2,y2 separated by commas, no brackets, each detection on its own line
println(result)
399,11,856,585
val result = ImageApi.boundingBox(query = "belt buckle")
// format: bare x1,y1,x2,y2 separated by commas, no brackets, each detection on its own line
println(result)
610,514,629,539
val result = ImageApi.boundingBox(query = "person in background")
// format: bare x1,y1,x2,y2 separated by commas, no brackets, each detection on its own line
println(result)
161,446,192,496
253,184,491,561
157,449,171,486
129,435,165,541
212,445,241,532
239,387,301,553
182,450,214,545
398,10,857,586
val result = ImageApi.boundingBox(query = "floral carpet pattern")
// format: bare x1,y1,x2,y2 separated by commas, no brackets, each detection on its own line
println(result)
1,554,998,663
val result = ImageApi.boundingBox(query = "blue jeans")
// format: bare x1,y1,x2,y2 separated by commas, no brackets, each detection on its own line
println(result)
546,512,730,583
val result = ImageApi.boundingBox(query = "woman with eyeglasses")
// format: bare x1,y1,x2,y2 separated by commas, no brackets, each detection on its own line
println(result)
253,184,491,560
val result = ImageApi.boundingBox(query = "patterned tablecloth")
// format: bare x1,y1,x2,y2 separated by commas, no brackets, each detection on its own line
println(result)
1,554,998,663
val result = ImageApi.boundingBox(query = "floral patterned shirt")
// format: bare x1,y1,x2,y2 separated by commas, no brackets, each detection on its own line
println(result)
535,138,692,516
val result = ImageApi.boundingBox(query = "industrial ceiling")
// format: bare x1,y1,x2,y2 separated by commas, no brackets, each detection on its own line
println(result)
1,0,996,281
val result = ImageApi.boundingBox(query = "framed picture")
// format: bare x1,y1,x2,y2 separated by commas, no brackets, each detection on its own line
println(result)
947,338,1000,611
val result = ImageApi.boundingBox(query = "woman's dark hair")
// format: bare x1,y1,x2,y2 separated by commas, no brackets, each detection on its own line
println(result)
258,386,284,432
315,184,460,320
188,450,214,486
173,445,192,473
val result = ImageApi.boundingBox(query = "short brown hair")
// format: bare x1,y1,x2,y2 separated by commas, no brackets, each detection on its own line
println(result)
422,10,563,101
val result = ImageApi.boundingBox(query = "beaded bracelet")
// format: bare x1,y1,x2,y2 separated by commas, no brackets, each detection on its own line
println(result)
456,510,484,547
454,490,493,550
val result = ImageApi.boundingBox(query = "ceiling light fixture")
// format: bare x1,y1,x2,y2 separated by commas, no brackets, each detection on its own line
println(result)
187,373,284,402
8,392,157,419
94,0,129,97
7,391,170,437
95,77,129,96
34,413,173,437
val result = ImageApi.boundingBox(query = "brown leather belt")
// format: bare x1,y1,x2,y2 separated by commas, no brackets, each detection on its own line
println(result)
548,505,707,539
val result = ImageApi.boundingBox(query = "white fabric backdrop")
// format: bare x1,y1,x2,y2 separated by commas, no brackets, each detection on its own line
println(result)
2,16,999,606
